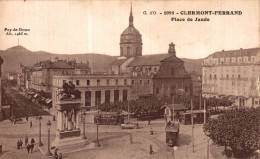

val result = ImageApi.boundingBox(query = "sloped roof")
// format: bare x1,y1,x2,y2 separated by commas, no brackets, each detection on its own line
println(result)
110,57,127,66
128,54,170,67
74,63,90,69
207,48,260,58
160,55,184,63
47,62,73,69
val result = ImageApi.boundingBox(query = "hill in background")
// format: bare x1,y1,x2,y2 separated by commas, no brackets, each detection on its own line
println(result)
0,45,203,75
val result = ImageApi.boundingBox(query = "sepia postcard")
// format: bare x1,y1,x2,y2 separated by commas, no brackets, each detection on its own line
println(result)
0,0,259,159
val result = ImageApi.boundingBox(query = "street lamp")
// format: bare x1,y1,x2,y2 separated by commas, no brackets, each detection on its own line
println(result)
38,115,43,146
205,131,210,159
82,112,86,139
96,104,101,147
46,120,52,156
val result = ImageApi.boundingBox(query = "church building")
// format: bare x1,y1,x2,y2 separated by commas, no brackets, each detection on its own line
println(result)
52,6,192,108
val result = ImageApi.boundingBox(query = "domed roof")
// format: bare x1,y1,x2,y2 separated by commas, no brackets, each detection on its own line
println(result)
121,26,141,36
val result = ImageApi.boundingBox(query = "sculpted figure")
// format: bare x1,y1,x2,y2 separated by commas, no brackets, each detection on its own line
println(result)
57,81,81,100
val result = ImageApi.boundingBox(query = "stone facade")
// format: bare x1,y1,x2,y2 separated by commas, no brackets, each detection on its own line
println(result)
29,59,90,93
202,48,260,108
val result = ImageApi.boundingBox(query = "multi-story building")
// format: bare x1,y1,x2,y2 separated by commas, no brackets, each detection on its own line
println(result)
52,6,192,108
202,48,260,108
18,63,33,90
29,58,91,93
190,71,202,97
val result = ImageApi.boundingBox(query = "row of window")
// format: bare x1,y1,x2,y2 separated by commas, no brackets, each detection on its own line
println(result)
205,56,257,65
208,74,241,79
67,79,151,86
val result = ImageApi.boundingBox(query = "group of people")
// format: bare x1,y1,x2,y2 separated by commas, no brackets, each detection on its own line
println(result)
54,149,63,159
17,136,35,154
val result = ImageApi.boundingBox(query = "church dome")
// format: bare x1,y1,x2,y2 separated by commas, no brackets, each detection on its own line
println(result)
121,26,141,36
119,4,143,57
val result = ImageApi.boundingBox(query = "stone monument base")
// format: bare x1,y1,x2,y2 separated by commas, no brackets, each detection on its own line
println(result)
51,136,95,154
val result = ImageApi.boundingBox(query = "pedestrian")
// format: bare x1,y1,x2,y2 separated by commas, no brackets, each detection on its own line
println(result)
26,115,28,122
150,127,153,135
150,145,154,155
54,148,58,159
20,139,23,148
53,115,56,121
30,138,35,153
58,153,63,159
26,144,31,154
129,134,133,144
148,119,151,125
17,140,20,149
25,136,28,145
30,120,32,128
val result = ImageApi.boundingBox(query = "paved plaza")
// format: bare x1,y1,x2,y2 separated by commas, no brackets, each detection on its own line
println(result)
0,114,224,159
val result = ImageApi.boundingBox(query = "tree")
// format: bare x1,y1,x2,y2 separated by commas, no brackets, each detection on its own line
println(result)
203,107,260,157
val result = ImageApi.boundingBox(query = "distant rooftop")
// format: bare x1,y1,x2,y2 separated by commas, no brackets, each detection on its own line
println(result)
207,47,260,58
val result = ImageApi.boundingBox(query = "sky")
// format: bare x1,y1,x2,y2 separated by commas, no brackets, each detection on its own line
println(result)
0,0,259,59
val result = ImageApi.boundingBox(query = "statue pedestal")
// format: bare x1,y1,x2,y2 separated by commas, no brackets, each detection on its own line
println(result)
51,99,93,153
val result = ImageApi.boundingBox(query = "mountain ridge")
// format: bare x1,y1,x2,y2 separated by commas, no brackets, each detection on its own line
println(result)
0,45,202,75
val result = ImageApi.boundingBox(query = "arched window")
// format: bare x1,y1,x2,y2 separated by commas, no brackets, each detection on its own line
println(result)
127,47,130,56
135,47,138,55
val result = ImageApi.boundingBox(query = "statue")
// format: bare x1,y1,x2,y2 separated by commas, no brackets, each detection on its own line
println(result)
57,81,81,100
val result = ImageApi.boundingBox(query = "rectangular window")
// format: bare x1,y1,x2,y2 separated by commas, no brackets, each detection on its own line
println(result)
232,57,236,63
114,90,119,102
95,91,101,106
123,90,127,102
76,80,80,86
124,79,127,85
85,91,91,106
87,80,90,86
220,58,224,64
115,79,118,85
106,79,110,85
226,58,230,63
132,80,135,85
105,90,110,103
147,80,150,84
251,57,255,62
140,80,142,84
171,68,175,75
214,59,218,65
97,79,100,86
